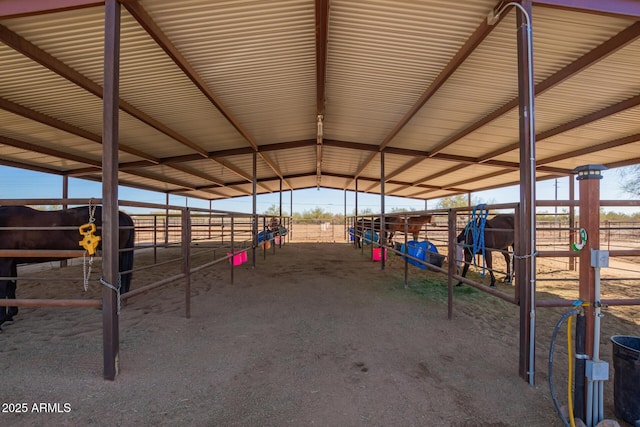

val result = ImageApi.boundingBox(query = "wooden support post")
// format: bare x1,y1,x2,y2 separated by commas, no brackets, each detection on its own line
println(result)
102,0,121,381
574,165,606,359
569,177,576,271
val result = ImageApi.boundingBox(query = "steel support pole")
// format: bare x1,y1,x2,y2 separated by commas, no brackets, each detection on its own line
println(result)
252,151,257,268
515,0,536,385
380,151,385,270
101,0,121,381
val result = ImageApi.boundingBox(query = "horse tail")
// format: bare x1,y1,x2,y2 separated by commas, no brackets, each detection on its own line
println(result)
119,212,135,294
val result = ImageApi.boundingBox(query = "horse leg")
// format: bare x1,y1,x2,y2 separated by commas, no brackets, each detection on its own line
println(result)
456,249,472,287
6,261,18,320
0,260,12,328
486,250,497,287
502,251,513,285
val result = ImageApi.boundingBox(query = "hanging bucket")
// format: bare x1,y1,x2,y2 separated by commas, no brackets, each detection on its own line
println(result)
372,247,387,261
228,250,246,266
363,229,379,245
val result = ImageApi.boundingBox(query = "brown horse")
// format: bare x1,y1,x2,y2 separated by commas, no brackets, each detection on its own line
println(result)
382,214,434,245
0,205,135,329
456,213,514,287
353,214,434,248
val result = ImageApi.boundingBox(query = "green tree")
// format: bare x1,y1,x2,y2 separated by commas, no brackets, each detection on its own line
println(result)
435,195,483,209
357,207,374,215
262,204,288,217
298,207,333,220
389,206,416,212
619,165,640,197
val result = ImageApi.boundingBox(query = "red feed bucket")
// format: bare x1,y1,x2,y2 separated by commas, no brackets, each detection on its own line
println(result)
372,247,387,261
228,250,246,266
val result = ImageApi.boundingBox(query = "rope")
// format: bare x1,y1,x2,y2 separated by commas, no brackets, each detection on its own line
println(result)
100,274,121,315
463,204,489,276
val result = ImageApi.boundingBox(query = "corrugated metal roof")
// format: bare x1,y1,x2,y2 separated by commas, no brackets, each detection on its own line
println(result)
1,0,639,204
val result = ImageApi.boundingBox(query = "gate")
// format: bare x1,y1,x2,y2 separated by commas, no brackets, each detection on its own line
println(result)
290,219,344,242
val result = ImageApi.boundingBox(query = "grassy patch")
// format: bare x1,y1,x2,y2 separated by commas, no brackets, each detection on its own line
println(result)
406,275,480,303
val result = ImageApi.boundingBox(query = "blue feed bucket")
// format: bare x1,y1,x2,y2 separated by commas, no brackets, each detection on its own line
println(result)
363,229,379,245
401,241,439,270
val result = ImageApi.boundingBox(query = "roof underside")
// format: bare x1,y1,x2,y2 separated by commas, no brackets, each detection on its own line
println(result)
1,0,639,202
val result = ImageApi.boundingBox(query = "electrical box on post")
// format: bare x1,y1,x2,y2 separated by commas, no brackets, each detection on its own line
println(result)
590,249,609,268
586,360,609,381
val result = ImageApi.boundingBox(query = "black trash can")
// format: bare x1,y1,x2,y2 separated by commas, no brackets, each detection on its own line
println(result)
611,335,640,426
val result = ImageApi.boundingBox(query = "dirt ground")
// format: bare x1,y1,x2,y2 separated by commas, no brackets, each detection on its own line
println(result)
1,242,638,426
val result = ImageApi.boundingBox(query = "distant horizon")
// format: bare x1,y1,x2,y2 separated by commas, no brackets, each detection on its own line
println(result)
1,165,637,215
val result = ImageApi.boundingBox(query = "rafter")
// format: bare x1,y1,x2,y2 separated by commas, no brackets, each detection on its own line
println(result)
0,134,101,167
533,0,640,19
478,93,640,162
344,0,506,189
123,1,292,190
0,97,159,163
0,23,211,158
314,0,330,187
0,0,104,19
433,21,640,159
539,133,640,166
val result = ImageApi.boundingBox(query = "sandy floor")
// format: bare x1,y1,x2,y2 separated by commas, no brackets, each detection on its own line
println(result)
1,242,638,426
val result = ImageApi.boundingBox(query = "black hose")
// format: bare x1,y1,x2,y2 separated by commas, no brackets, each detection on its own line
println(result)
549,308,579,427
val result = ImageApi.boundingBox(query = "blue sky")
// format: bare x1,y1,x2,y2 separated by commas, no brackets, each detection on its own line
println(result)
0,165,635,215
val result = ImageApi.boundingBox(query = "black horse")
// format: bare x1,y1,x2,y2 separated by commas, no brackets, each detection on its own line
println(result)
0,205,135,328
456,213,514,287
